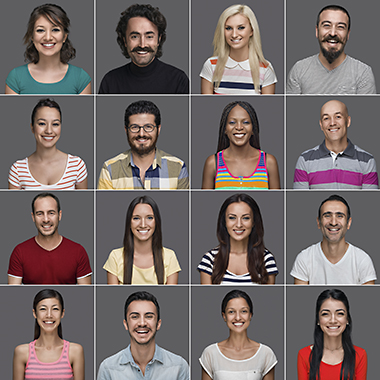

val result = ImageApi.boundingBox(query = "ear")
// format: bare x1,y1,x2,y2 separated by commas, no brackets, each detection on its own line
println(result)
157,124,161,136
31,212,35,223
156,318,162,331
317,217,321,230
346,116,351,129
33,309,37,319
347,217,352,230
61,309,65,319
319,119,323,131
30,123,34,133
222,312,226,322
123,319,129,332
58,210,62,222
316,25,319,39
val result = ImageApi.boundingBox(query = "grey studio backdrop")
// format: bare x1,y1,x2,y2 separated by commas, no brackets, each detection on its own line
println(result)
192,286,284,379
0,96,94,189
96,0,189,91
0,191,94,284
0,286,94,379
96,96,189,185
191,191,284,284
96,191,189,284
286,286,377,379
96,286,189,374
286,0,379,88
0,0,94,90
286,96,380,188
191,0,284,94
286,191,380,284
191,96,284,189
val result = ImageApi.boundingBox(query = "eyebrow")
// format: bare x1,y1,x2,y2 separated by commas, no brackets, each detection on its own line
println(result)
322,211,346,217
320,308,345,313
320,20,347,27
321,111,344,118
129,31,156,36
129,311,156,317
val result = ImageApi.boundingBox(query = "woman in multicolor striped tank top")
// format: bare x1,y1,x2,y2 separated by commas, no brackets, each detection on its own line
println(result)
202,101,280,189
13,289,84,380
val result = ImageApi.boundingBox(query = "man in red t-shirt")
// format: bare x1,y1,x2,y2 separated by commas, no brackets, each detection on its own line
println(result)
7,192,92,285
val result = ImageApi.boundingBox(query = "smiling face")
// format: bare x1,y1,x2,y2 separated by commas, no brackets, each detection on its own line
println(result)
31,107,61,148
32,196,62,238
124,300,161,346
224,105,253,147
225,201,253,244
32,16,66,58
125,17,160,67
317,200,351,244
222,297,252,333
224,13,253,53
316,10,350,64
318,298,348,338
130,203,156,243
33,297,64,332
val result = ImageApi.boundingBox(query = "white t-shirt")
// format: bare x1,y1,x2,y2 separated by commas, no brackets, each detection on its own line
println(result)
290,242,377,284
199,343,277,380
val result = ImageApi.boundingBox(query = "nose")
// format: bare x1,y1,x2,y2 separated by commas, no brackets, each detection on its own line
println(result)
330,215,338,225
236,217,243,227
46,308,52,317
45,123,53,134
140,217,146,227
44,29,52,41
140,35,147,47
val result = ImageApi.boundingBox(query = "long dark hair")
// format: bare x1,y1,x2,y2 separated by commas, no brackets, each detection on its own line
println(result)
309,289,355,380
216,101,260,153
33,289,64,340
123,196,164,284
212,193,268,284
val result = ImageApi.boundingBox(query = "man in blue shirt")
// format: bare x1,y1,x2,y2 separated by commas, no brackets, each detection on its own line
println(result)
97,291,189,380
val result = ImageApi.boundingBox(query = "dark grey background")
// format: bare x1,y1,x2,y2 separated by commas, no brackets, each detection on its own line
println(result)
191,0,285,94
0,96,94,189
96,96,189,186
96,191,189,284
0,286,94,379
96,0,189,92
0,191,94,284
286,96,380,189
192,286,284,379
96,286,189,374
191,96,284,189
0,0,94,91
286,191,380,284
191,191,284,284
287,286,377,379
286,0,379,86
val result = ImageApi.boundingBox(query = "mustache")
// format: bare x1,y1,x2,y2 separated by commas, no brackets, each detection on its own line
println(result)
131,46,155,53
132,135,152,141
322,34,343,43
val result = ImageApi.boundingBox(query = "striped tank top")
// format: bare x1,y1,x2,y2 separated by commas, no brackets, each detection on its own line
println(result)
25,340,74,379
214,150,269,189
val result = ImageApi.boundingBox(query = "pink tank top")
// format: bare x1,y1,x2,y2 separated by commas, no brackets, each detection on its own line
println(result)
25,340,74,379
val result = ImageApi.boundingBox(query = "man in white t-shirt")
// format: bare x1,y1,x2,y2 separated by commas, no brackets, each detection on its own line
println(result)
290,194,376,285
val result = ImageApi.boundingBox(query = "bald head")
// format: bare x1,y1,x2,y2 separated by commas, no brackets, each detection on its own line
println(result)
320,100,349,120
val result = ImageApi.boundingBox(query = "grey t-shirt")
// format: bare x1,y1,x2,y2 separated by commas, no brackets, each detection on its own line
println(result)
287,54,376,94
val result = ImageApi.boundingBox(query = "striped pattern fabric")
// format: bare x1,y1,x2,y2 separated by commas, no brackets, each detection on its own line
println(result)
25,340,74,379
98,149,189,189
197,248,278,284
8,155,87,190
215,150,269,189
200,56,277,95
293,140,379,189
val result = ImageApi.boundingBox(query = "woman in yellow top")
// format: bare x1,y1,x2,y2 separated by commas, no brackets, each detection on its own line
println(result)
104,195,181,284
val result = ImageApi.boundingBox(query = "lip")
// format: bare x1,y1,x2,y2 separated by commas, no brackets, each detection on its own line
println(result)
41,43,56,48
233,229,245,235
42,136,54,141
233,133,245,138
233,322,244,326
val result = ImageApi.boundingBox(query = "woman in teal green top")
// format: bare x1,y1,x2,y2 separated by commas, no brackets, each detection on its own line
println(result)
5,4,91,95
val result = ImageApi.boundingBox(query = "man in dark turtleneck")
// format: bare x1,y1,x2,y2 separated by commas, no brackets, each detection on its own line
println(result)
99,4,189,94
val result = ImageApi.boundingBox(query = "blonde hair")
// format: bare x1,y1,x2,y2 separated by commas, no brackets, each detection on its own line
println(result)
212,4,269,93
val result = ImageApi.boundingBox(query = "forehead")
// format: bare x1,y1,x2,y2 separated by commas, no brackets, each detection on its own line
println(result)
320,298,346,312
226,297,250,309
132,203,154,215
320,200,348,216
320,101,347,118
33,196,59,213
126,16,158,35
128,113,156,126
318,9,349,26
228,105,250,120
36,297,61,308
127,300,157,315
34,107,61,121
34,15,58,27
226,201,252,215
225,13,250,26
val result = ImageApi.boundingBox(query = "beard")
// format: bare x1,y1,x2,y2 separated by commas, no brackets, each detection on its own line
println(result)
127,133,158,156
318,34,346,64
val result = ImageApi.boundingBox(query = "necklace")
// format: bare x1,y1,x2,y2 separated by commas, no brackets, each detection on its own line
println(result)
324,345,342,351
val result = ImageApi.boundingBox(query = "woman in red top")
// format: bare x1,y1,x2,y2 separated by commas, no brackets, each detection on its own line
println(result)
297,289,367,380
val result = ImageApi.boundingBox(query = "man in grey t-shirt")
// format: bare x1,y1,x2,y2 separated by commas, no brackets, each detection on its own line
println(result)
287,5,376,94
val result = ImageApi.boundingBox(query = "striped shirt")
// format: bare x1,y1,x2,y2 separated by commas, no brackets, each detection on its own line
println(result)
98,148,189,189
293,139,379,189
9,155,87,190
215,150,269,189
197,248,278,284
200,56,277,95
25,340,74,379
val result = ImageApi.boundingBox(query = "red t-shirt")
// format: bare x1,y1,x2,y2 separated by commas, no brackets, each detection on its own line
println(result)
8,237,92,284
297,345,367,380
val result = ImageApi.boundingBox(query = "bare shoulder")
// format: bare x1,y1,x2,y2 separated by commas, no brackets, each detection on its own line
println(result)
266,153,279,167
69,342,84,355
202,154,217,189
204,154,216,170
14,343,29,361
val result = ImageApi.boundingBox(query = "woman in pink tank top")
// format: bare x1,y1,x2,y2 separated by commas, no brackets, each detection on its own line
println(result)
202,101,280,190
12,289,84,380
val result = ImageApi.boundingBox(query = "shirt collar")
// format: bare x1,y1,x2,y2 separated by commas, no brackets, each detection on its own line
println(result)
128,148,163,169
121,344,164,365
320,139,354,157
225,56,250,71
130,58,159,77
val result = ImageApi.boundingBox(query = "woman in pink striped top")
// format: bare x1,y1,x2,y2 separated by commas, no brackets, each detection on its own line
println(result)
8,98,88,190
13,289,84,380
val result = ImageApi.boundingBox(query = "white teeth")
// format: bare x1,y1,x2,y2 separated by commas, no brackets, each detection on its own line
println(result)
234,322,243,326
328,326,339,329
43,136,54,140
43,43,54,47
44,321,54,324
234,133,244,138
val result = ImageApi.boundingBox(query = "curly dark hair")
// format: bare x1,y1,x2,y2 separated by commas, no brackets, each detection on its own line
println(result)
23,3,76,64
116,4,167,59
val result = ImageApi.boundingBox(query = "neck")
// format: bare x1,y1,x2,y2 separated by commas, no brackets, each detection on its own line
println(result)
229,239,249,254
33,145,60,160
131,149,156,169
35,234,62,251
225,144,256,158
226,332,251,348
320,240,348,263
325,138,348,154
32,54,65,70
323,335,343,351
318,51,346,70
35,333,63,347
133,238,153,255
229,47,249,62
130,341,156,372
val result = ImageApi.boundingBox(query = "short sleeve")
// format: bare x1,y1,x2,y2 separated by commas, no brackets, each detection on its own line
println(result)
177,162,189,189
8,246,23,278
290,250,310,282
262,62,277,87
164,248,181,278
199,58,214,83
8,162,20,188
261,345,278,376
286,63,302,94
6,67,21,93
199,346,214,379
357,252,377,284
103,249,122,281
98,163,113,189
74,67,91,93
293,155,310,189
264,250,279,276
75,157,88,183
197,251,215,276
76,245,92,279
362,156,379,189
357,66,376,94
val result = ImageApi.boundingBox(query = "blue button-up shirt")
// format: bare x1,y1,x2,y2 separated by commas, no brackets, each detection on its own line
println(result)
97,344,189,380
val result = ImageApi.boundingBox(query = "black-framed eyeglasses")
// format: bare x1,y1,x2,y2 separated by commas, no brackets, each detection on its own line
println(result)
128,124,157,133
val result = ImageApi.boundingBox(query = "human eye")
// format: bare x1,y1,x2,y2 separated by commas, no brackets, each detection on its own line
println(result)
132,216,140,221
52,27,61,32
38,121,46,126
225,26,232,31
36,28,45,33
147,216,154,220
228,216,236,220
238,26,245,30
228,120,236,125
320,312,328,317
242,216,251,221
